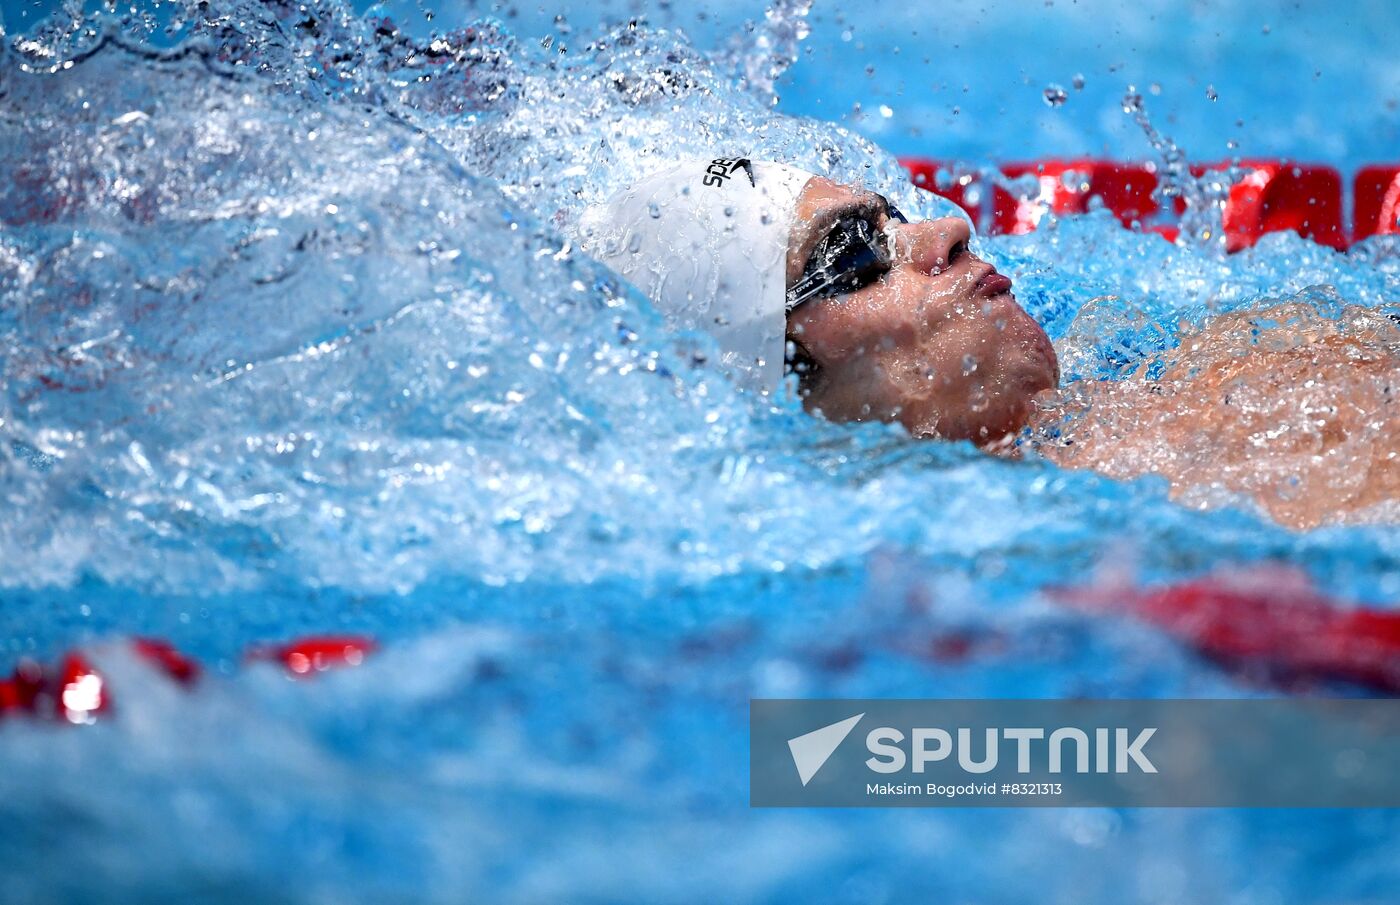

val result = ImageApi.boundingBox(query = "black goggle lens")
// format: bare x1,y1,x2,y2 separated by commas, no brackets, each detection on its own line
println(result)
787,216,890,311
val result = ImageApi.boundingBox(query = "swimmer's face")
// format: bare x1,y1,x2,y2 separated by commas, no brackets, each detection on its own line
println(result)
785,177,1059,445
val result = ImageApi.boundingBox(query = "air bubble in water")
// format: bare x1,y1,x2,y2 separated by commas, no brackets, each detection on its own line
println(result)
1043,84,1068,107
1206,85,1218,101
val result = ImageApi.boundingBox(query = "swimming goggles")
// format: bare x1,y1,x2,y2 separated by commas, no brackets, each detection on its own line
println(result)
785,197,907,312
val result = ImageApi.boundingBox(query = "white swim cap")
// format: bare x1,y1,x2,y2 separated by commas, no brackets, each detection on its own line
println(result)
578,157,815,395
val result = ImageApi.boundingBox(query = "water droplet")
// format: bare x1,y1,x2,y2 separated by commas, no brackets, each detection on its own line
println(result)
647,202,660,219
961,354,979,375
1043,84,1068,107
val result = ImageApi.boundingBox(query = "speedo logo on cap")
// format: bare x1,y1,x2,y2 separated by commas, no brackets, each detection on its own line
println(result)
703,157,755,188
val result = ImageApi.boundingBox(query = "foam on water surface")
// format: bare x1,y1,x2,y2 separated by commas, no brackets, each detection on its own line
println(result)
0,1,1398,901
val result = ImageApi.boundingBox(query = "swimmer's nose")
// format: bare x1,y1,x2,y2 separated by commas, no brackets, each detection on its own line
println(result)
894,216,973,277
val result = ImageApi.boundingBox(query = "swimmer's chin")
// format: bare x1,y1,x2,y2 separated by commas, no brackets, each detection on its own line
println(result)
903,400,1038,448
1005,336,1060,402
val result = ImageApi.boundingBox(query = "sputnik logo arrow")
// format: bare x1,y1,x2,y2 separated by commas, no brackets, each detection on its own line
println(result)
787,713,864,786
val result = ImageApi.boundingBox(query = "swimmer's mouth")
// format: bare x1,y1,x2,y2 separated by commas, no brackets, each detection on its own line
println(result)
974,269,1014,298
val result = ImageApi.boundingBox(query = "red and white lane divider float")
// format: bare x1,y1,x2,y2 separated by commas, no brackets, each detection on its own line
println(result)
901,157,1400,250
4,577,1399,722
0,635,377,724
245,635,379,676
1050,573,1400,693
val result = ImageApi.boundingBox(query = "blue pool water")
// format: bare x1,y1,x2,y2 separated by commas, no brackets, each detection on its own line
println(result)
1,1,1399,901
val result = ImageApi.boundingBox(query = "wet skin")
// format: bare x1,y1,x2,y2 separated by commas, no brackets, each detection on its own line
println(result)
784,177,1060,445
1027,303,1400,530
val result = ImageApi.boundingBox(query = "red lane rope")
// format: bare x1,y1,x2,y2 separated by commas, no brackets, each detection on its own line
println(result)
245,635,379,677
0,634,378,724
900,157,1399,249
1050,576,1400,693
5,575,1399,723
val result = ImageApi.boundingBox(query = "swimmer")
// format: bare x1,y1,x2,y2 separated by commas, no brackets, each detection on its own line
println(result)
579,157,1059,445
579,157,1399,529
